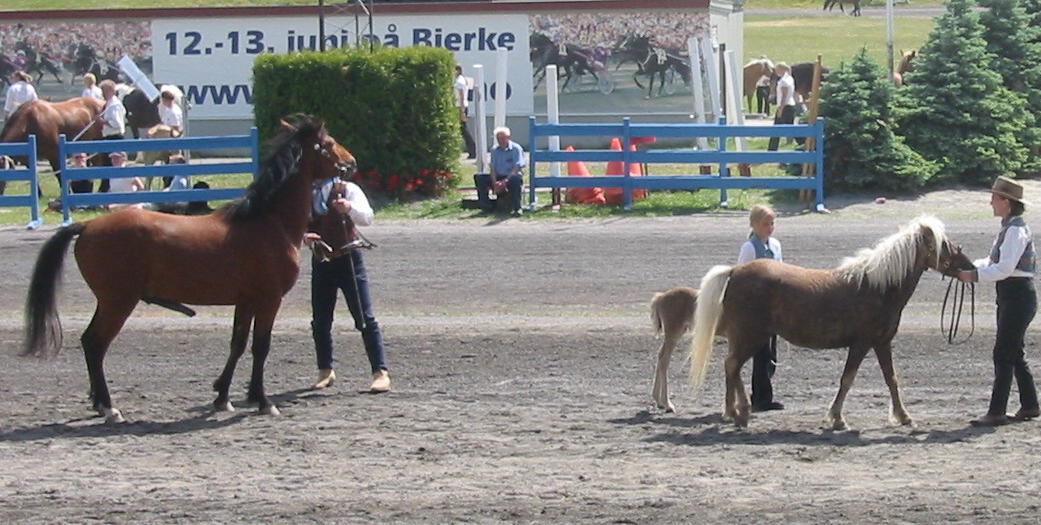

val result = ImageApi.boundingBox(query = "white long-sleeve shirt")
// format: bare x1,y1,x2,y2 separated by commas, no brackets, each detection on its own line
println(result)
313,180,374,226
974,222,1034,281
4,81,38,116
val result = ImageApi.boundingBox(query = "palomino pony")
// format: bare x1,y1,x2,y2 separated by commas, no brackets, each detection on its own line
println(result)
743,57,774,113
23,114,357,423
688,216,972,429
892,49,917,87
650,286,698,413
0,97,104,179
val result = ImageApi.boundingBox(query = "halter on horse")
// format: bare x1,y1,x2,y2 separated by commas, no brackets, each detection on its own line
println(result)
23,113,357,424
687,215,973,429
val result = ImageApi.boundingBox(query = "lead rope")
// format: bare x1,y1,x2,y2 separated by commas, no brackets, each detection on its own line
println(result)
940,277,975,345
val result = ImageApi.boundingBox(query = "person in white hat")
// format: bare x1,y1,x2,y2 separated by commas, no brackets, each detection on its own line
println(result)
105,151,145,210
958,176,1040,426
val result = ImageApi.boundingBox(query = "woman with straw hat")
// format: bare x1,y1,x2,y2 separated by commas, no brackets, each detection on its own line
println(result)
958,176,1040,426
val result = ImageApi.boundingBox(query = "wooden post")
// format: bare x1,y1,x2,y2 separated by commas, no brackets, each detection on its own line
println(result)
800,55,824,204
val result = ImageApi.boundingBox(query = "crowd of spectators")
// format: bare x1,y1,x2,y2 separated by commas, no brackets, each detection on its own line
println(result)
0,22,152,76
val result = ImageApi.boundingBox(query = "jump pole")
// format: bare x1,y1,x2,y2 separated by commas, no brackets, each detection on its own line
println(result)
474,64,489,174
545,64,562,208
699,36,726,206
800,55,825,210
687,37,709,152
723,50,751,177
494,47,508,131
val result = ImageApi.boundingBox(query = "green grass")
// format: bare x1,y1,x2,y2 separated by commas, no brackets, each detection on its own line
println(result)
745,14,935,66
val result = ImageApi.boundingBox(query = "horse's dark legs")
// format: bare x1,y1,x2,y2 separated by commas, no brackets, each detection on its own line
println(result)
81,299,137,423
828,344,870,430
246,302,281,416
212,304,253,411
875,342,913,425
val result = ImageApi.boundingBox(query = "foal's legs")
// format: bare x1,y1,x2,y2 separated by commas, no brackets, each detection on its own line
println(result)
212,304,253,412
82,298,138,424
653,329,681,413
828,344,870,430
246,300,282,416
875,343,913,426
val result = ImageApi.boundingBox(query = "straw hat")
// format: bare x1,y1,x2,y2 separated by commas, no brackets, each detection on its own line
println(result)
991,176,1028,206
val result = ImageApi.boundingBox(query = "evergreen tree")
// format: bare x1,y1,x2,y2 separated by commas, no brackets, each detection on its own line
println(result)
894,0,1031,185
978,0,1041,169
820,49,936,192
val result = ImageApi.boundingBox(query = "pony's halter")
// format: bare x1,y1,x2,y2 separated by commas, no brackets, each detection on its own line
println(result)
313,142,356,178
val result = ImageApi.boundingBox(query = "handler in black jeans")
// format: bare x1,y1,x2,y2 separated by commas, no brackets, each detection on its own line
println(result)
959,176,1040,426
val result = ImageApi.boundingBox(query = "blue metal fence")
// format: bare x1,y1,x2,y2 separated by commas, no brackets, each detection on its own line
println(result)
57,128,260,225
528,117,825,210
0,135,41,229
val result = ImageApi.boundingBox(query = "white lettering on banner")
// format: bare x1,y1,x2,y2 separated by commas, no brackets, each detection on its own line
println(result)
152,15,532,119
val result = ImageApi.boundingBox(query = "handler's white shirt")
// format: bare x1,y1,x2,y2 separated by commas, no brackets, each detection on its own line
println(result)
4,80,38,115
776,73,796,107
737,236,784,265
158,102,183,129
974,223,1034,281
454,74,469,110
81,85,102,100
101,95,126,137
314,180,374,226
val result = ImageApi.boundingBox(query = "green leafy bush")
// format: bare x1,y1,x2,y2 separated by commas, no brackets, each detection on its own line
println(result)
819,48,937,192
253,46,461,202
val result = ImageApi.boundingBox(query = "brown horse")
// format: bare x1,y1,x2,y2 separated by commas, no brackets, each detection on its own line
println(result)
893,49,917,87
23,114,357,423
688,216,973,430
0,97,104,177
650,287,698,413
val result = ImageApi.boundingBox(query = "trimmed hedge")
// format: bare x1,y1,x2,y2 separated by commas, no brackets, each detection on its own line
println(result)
253,46,461,202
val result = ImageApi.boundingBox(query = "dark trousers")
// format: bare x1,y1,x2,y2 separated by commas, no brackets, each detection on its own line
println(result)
311,250,386,374
751,335,778,406
95,134,125,193
461,118,476,158
986,278,1039,416
755,85,771,115
767,105,797,151
474,173,522,212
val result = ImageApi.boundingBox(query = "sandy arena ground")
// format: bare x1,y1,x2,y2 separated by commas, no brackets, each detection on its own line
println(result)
2,186,1041,524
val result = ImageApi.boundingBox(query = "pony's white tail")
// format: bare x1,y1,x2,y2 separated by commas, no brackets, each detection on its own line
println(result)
688,265,733,397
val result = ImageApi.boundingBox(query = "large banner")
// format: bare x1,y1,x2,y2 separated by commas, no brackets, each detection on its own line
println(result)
152,14,531,119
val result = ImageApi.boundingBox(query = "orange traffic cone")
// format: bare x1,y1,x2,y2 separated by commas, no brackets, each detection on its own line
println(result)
604,138,648,204
629,144,648,201
565,146,606,205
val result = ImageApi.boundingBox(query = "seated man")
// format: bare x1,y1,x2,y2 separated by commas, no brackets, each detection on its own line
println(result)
475,126,526,215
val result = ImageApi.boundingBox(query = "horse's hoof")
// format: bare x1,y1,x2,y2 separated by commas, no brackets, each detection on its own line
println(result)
259,404,280,416
103,408,125,424
665,402,676,414
214,401,235,412
831,420,848,431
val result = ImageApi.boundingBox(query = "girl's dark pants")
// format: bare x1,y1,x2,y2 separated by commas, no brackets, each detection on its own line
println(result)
751,335,778,407
311,250,386,374
987,277,1039,416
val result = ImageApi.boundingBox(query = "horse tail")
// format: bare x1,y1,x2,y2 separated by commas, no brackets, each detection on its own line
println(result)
23,223,86,358
688,265,732,398
650,292,665,336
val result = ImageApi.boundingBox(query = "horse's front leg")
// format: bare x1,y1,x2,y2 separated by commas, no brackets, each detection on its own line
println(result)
246,300,283,416
828,345,870,430
875,342,913,426
212,304,253,412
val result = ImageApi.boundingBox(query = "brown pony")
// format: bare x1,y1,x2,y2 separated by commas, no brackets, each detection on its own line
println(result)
650,287,697,413
23,114,357,424
743,57,774,113
893,49,917,87
0,97,104,176
688,216,972,430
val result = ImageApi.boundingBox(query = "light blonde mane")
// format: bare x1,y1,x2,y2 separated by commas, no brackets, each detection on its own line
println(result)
837,215,945,290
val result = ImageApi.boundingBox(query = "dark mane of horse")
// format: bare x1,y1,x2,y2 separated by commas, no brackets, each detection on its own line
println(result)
226,114,324,221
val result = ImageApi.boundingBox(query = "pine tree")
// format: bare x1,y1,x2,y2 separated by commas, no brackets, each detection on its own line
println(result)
894,0,1031,184
978,0,1041,170
819,48,936,192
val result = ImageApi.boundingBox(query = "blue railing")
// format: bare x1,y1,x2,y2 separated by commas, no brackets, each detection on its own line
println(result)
57,128,260,225
528,117,825,210
0,135,41,229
